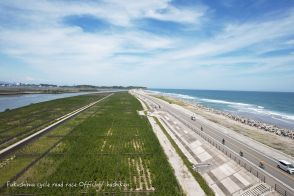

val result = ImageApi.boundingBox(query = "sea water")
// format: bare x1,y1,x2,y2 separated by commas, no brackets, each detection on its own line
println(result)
149,89,294,129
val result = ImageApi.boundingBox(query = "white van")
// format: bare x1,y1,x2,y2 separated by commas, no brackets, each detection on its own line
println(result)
277,160,294,174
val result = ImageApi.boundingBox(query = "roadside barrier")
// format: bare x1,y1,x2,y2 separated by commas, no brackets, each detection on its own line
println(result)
136,93,294,196
168,111,294,196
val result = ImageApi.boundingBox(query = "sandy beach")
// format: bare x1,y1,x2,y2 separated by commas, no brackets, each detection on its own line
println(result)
135,90,292,195
151,93,294,158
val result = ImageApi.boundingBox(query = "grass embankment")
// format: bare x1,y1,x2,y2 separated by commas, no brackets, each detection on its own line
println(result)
2,93,183,195
154,95,186,106
0,97,105,187
153,118,214,196
0,93,108,150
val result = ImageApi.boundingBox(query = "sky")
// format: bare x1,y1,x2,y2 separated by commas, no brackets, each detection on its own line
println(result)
0,0,294,91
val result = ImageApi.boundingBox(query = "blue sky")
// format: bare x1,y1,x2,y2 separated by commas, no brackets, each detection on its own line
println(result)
0,0,294,91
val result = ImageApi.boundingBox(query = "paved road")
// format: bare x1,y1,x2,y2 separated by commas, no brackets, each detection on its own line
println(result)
0,93,113,158
136,91,294,196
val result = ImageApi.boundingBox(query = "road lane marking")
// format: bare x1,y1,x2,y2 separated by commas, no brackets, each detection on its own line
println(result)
172,111,294,182
219,137,294,181
141,94,294,190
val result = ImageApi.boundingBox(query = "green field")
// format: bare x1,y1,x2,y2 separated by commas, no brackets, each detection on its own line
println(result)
0,98,103,186
1,92,183,195
0,93,108,149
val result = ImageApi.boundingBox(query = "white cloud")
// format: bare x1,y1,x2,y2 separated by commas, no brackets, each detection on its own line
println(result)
0,1,293,90
286,39,294,45
0,0,206,27
145,5,206,24
0,0,189,64
166,11,294,60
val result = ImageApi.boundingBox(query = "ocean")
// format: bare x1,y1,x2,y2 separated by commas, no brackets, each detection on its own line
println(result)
149,89,294,130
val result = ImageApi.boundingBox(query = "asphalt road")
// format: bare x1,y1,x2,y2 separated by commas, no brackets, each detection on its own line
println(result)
136,92,294,196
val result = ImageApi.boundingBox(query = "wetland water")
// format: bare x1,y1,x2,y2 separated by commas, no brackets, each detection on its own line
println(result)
0,92,92,112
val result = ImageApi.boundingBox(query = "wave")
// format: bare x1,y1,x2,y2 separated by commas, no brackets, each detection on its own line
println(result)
169,93,195,100
198,98,293,121
146,90,161,94
149,90,294,123
188,98,293,121
253,109,294,121
200,98,252,106
147,90,195,100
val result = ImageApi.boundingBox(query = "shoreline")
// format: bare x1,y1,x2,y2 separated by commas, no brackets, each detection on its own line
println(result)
0,92,94,113
188,99,294,140
0,91,82,96
0,92,62,95
151,93,294,140
147,92,294,157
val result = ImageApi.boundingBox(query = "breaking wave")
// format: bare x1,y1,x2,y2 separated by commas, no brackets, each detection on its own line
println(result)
149,90,294,123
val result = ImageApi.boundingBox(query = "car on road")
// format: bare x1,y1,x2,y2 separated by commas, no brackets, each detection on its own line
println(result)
191,116,196,121
277,160,294,174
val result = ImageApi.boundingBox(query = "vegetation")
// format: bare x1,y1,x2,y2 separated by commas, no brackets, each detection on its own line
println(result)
154,95,187,106
0,83,146,95
1,93,183,195
154,118,215,196
155,93,294,157
0,102,102,186
0,93,108,150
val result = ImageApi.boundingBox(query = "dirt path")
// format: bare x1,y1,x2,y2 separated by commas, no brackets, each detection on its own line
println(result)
147,116,205,196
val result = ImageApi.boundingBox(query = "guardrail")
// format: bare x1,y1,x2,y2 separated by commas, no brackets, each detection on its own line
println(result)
168,112,294,196
139,93,294,196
